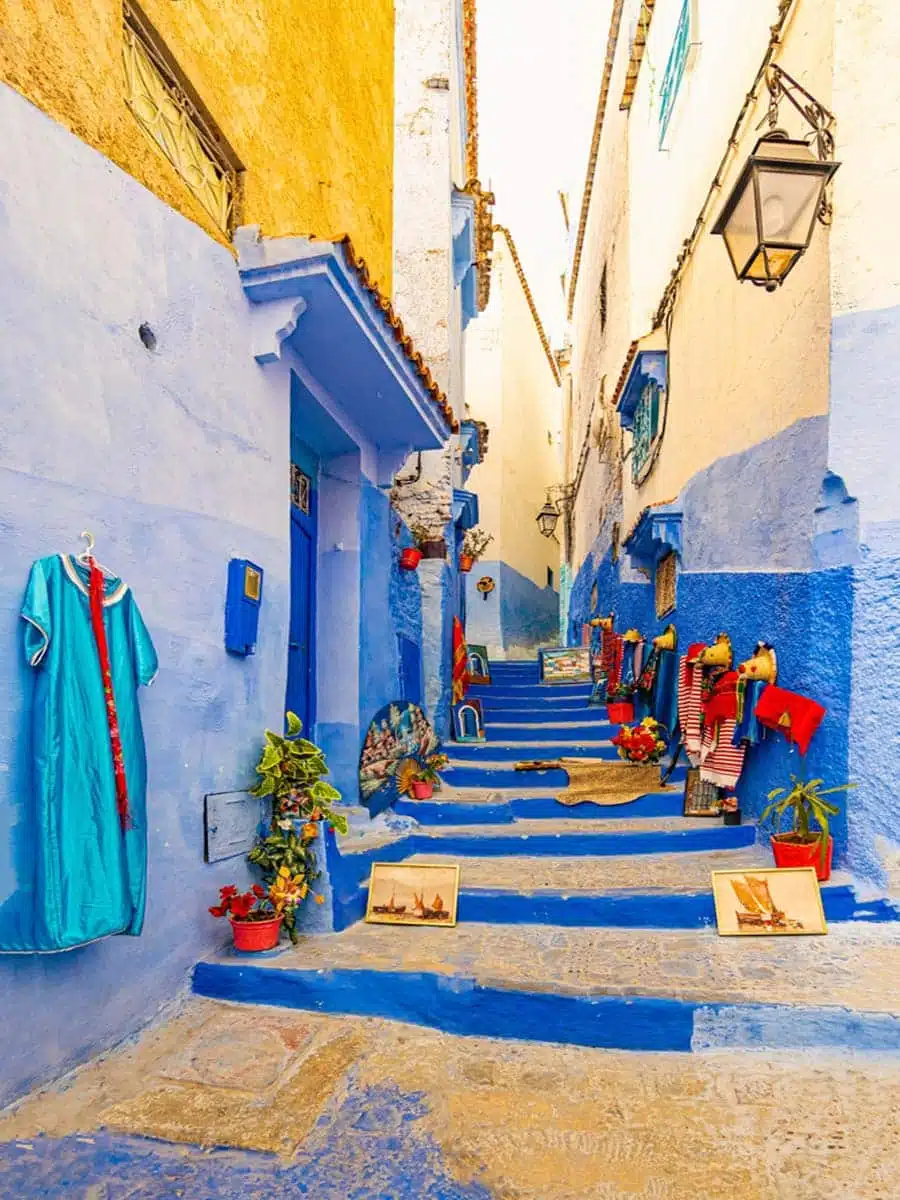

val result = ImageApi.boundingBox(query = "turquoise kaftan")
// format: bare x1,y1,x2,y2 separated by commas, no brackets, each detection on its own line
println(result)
0,555,157,952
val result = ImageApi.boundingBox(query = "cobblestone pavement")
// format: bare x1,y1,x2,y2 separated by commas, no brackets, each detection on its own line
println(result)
2,998,900,1198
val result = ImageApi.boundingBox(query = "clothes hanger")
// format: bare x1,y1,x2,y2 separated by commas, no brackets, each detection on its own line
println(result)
76,530,116,578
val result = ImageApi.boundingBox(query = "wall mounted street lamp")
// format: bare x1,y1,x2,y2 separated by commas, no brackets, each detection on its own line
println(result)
536,485,575,538
712,65,840,292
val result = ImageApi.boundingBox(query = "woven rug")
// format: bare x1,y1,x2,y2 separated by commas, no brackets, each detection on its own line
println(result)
556,758,670,807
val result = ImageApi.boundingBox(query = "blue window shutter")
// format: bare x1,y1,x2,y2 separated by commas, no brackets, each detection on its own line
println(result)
658,0,691,148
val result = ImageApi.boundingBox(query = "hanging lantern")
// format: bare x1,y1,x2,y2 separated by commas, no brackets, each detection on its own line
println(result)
712,133,840,291
536,498,560,538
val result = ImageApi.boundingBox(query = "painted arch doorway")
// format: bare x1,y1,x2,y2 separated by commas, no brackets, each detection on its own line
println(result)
287,443,319,734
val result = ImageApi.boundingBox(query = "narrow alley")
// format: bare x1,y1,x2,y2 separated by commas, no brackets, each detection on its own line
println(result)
1,1,900,1198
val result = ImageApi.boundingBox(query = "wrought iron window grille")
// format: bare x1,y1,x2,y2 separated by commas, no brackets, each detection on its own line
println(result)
123,0,243,233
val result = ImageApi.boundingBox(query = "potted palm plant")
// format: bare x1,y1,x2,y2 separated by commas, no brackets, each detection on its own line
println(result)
459,527,493,573
761,773,854,882
408,752,449,800
246,712,347,942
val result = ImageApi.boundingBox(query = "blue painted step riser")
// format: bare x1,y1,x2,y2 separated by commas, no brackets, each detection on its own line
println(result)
192,964,900,1054
468,685,594,699
450,744,617,762
333,883,900,932
479,701,595,715
324,826,755,930
474,725,615,742
394,792,684,824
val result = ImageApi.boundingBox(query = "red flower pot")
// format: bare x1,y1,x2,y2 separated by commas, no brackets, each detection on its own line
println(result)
230,915,283,952
410,780,434,800
607,701,634,724
771,834,833,882
459,554,474,573
399,547,422,570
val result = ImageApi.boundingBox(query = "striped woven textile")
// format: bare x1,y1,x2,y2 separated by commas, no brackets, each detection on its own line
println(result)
700,717,746,789
678,653,705,767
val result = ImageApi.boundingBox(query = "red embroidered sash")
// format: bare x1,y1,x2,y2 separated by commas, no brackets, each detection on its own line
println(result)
88,559,130,830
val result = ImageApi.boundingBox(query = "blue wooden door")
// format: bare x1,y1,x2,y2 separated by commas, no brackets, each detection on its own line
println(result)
287,455,318,733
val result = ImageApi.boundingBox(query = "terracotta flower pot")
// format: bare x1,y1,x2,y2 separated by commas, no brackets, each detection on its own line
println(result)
607,701,634,724
771,833,833,882
420,539,447,560
410,780,434,800
230,915,283,952
459,554,474,573
399,547,422,570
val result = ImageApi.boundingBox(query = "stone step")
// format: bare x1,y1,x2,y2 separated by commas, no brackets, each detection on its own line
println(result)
479,696,596,714
393,789,684,824
443,762,688,788
450,742,615,762
193,921,900,1054
469,683,594,699
476,723,615,742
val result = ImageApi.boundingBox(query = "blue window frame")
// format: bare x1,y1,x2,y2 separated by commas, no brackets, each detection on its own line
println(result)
632,380,662,483
658,0,691,148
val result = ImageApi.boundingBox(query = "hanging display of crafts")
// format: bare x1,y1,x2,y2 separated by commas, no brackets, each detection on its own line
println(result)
359,701,441,817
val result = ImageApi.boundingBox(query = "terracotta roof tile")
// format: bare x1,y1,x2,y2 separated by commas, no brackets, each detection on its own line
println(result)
340,237,457,433
494,225,561,385
620,1,656,111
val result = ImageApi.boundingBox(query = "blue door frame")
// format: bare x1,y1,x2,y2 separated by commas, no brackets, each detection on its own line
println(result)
287,450,318,733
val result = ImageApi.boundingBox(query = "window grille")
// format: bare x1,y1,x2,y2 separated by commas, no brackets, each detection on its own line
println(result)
600,263,608,331
655,551,677,618
123,1,241,232
632,379,662,484
658,0,691,148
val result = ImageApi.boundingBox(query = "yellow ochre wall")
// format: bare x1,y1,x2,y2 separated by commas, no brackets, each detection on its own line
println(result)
0,0,395,291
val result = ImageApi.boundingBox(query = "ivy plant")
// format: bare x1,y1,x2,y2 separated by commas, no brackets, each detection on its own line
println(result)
246,711,347,942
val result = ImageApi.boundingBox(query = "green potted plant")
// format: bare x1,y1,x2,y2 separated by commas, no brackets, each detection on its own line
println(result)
408,752,449,800
761,773,854,882
246,712,347,942
408,521,447,561
459,527,493,573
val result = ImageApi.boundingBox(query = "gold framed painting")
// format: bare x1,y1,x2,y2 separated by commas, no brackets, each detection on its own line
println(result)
365,863,460,927
711,868,827,937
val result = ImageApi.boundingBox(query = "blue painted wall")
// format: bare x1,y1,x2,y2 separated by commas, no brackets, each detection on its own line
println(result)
567,418,853,859
829,305,900,882
0,86,292,1105
0,85,430,1104
465,559,558,657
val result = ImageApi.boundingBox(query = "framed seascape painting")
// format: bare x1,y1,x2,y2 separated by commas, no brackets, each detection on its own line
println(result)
683,767,721,817
711,868,827,937
365,863,460,928
539,647,592,684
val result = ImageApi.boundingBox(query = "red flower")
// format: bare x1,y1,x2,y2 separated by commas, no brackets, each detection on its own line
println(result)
220,885,238,900
230,894,255,919
252,884,266,898
208,905,226,918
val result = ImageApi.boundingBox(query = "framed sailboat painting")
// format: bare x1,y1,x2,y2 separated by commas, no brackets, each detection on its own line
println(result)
366,863,460,928
711,868,827,937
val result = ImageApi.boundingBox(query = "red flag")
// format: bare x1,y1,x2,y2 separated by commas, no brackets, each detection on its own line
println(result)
452,616,469,704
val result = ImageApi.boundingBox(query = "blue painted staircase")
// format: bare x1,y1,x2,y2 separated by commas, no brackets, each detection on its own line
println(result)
194,659,900,1055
